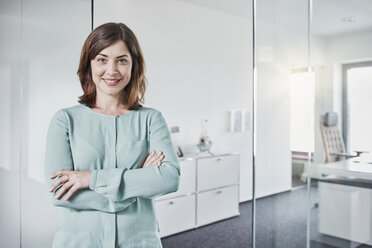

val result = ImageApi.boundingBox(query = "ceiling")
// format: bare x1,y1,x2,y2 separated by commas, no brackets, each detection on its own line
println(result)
177,0,372,37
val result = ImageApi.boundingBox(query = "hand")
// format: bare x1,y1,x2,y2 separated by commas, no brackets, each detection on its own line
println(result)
49,169,92,201
142,151,164,168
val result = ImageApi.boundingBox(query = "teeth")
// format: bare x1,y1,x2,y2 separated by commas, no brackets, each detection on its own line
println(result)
105,79,119,83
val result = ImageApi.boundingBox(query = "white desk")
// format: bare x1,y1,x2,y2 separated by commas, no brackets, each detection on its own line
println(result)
310,156,372,245
310,156,372,181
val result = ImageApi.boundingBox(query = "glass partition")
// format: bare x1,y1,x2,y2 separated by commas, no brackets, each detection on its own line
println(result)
18,0,91,247
95,0,253,247
0,0,22,247
309,0,372,247
255,0,310,247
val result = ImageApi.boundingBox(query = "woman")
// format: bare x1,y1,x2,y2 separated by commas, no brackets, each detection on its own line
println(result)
45,22,180,248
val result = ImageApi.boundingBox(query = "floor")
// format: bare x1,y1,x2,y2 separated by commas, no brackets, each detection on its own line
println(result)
161,182,372,248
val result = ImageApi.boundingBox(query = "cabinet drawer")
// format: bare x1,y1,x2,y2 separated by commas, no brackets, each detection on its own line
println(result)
197,154,239,191
155,195,196,237
197,186,239,226
157,159,196,200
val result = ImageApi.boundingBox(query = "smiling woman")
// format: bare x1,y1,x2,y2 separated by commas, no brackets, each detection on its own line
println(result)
92,40,132,93
44,22,180,248
77,22,146,111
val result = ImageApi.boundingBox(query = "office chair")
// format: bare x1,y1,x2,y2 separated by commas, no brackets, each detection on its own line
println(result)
320,112,364,163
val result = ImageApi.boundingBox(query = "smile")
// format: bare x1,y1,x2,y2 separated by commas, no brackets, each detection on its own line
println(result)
103,78,121,86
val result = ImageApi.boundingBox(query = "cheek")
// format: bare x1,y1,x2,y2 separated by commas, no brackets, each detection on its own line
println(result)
92,69,104,83
121,67,132,81
91,64,104,76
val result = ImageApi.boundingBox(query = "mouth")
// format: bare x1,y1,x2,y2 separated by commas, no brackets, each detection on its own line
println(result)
103,78,121,86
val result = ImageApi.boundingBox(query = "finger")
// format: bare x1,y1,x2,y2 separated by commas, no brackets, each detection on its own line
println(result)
49,169,67,179
143,151,156,165
157,161,162,166
152,154,165,165
49,175,69,192
64,185,79,201
54,181,73,199
142,151,155,168
146,152,163,166
143,151,161,168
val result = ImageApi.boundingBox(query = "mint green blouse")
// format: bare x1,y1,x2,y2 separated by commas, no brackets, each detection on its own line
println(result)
44,104,180,248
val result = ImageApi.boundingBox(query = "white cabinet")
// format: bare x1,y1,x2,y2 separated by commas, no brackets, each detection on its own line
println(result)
197,155,240,191
155,195,196,237
155,153,240,237
157,159,196,200
197,186,239,226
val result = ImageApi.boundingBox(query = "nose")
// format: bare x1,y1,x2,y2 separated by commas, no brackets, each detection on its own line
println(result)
106,61,118,75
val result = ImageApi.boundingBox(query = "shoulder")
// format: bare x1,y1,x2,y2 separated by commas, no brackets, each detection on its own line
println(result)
60,104,86,115
135,107,168,126
52,104,86,117
135,106,163,118
49,105,85,124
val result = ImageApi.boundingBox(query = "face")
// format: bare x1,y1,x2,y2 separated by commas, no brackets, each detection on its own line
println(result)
90,40,132,99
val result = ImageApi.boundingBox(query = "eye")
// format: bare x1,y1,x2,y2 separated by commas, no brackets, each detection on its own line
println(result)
118,59,128,64
97,58,106,63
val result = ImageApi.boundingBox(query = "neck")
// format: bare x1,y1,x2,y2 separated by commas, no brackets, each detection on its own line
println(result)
94,92,127,111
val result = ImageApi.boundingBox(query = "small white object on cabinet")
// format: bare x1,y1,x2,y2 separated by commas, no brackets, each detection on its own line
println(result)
154,153,240,237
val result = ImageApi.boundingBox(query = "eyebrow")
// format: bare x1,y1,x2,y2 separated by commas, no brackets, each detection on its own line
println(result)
97,53,130,58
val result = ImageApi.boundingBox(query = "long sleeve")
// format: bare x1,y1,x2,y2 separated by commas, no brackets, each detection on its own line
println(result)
44,109,135,213
89,110,180,202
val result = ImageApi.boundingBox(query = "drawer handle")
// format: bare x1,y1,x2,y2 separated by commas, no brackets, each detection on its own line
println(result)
216,158,223,162
216,190,222,194
168,201,174,205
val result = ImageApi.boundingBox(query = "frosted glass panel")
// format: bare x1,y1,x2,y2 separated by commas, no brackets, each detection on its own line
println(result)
0,0,22,247
20,0,91,247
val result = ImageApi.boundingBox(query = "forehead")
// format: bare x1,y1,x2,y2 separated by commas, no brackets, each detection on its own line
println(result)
98,40,130,56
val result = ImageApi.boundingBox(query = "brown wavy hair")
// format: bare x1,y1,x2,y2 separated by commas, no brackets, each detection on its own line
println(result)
77,22,146,110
